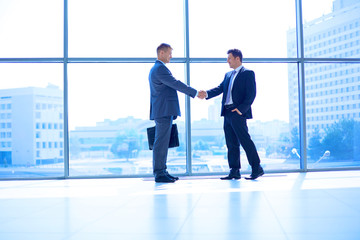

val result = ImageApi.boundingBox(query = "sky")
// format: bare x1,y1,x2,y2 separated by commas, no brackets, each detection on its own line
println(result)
0,0,335,129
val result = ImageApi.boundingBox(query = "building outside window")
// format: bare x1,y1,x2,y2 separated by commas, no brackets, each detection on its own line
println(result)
0,0,359,178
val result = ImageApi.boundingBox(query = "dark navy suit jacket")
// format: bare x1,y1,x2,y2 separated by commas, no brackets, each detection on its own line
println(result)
206,66,256,119
149,60,197,120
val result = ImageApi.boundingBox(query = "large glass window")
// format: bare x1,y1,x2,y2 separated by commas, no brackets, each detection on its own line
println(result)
1,0,360,179
0,0,63,58
0,64,64,178
191,63,300,173
302,0,360,58
305,63,360,169
68,63,187,176
189,0,296,58
68,0,184,58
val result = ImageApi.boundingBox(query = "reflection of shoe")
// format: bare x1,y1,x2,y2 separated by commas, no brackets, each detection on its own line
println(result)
220,169,241,180
245,166,264,180
155,174,176,183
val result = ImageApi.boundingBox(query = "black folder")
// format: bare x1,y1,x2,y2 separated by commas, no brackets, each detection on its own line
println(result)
147,124,179,150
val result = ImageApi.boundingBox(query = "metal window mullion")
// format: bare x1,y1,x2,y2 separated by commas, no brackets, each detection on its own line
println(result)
63,0,70,177
295,0,307,171
184,0,192,175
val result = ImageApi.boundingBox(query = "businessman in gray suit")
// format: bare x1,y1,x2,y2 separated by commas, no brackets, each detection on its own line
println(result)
149,43,205,183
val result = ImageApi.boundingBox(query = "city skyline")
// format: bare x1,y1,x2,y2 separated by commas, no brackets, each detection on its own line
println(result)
1,0,360,177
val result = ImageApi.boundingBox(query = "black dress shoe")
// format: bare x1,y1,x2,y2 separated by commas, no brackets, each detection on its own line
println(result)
155,174,176,183
164,171,179,181
245,166,264,180
220,169,241,180
166,173,179,181
220,175,241,180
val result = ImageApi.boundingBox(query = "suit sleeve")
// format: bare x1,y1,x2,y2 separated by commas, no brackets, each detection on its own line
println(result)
206,75,226,99
156,65,197,98
236,71,256,114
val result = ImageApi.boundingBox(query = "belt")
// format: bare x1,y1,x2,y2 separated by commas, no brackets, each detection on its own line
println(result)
224,104,235,109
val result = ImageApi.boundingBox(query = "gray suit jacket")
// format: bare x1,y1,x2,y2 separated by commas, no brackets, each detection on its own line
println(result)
149,60,197,120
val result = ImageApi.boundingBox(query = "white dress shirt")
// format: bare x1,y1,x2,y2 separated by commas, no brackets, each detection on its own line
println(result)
225,65,243,105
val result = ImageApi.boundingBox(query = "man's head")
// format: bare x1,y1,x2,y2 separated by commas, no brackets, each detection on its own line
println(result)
227,49,243,69
157,43,173,64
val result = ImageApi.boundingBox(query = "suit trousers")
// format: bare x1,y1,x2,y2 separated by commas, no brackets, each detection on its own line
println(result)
223,110,261,171
153,116,173,175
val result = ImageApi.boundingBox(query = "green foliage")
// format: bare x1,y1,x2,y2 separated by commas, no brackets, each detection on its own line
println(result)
293,120,359,161
321,119,357,160
288,127,300,159
308,127,323,160
291,127,300,151
354,122,360,161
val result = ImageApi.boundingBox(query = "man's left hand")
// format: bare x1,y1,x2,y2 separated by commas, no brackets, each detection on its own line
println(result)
231,108,242,115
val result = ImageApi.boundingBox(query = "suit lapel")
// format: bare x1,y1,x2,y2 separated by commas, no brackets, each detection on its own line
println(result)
234,66,245,81
224,66,245,99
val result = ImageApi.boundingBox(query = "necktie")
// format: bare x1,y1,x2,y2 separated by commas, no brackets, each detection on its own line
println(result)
225,70,236,105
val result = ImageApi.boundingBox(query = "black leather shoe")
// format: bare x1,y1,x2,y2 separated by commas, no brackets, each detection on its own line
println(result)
155,174,176,183
245,166,264,180
166,172,179,181
220,169,241,180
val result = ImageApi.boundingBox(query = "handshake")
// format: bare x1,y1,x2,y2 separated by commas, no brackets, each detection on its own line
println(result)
197,90,207,99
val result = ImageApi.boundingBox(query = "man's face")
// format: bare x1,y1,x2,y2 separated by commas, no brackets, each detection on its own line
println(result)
227,53,241,69
160,48,173,63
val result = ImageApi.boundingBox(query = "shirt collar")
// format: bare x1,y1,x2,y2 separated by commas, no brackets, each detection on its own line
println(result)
157,59,166,65
234,65,243,73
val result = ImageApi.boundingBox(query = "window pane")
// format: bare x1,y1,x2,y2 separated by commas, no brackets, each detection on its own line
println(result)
68,63,187,176
0,0,63,58
191,63,300,174
190,0,296,58
69,0,184,57
304,63,360,169
0,64,64,178
302,0,360,58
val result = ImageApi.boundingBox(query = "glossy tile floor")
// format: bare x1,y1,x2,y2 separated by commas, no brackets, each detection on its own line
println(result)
1,171,360,240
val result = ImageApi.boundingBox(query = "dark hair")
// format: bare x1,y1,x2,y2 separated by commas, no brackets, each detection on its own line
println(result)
227,49,243,62
157,43,172,55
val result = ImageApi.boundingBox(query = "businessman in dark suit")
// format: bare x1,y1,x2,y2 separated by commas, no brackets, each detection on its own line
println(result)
149,43,204,183
203,49,264,180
